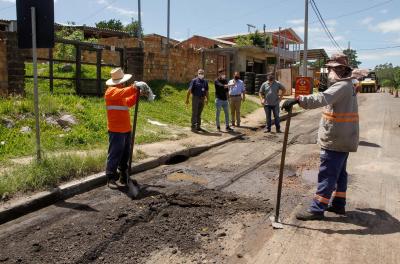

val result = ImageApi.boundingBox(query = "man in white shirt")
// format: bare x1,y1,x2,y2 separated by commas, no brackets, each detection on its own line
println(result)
228,72,246,127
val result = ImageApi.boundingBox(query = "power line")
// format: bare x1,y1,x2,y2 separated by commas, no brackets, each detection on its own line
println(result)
358,45,400,51
310,0,342,51
80,0,120,24
310,0,394,24
0,4,15,13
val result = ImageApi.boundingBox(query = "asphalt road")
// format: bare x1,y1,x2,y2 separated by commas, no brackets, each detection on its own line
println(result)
1,94,386,264
251,93,400,264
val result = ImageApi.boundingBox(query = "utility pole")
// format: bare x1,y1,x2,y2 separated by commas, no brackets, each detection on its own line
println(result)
303,0,308,77
138,0,142,47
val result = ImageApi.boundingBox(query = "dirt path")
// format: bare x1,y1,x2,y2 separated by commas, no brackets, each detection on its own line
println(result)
249,93,400,264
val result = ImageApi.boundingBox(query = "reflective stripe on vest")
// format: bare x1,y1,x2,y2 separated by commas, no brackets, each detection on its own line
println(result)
323,112,359,123
106,105,129,111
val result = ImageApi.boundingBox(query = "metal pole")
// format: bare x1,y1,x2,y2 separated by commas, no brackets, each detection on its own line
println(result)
274,108,292,222
303,0,309,77
138,0,142,47
166,0,170,81
31,7,41,161
278,27,281,70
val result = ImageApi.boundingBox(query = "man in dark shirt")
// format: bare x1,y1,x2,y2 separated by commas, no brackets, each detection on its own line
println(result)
186,69,209,132
214,69,233,132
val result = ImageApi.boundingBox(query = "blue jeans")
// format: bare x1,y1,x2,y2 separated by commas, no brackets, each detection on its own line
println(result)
215,98,229,128
264,105,280,130
310,149,349,214
106,131,132,177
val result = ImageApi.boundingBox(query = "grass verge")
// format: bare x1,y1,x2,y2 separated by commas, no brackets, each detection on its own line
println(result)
0,152,106,199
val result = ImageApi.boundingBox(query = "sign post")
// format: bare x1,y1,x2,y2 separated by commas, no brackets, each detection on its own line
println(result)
17,0,54,161
31,7,41,161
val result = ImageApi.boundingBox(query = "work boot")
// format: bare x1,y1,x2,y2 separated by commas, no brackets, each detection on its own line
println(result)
119,170,129,185
107,173,118,188
276,129,283,133
217,126,221,132
326,205,346,215
226,126,233,132
296,210,324,221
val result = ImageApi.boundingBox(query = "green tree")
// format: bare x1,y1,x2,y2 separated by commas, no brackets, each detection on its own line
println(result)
95,19,124,31
124,18,142,37
343,49,361,68
236,31,265,48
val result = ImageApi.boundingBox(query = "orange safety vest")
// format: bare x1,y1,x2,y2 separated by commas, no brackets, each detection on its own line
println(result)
104,86,138,133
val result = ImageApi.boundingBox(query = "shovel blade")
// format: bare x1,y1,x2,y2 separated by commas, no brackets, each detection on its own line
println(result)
127,179,139,198
269,216,284,229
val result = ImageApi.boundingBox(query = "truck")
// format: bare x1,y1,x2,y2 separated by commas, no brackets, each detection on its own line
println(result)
359,71,380,93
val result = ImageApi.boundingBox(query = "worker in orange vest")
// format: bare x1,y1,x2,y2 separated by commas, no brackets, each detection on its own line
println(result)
104,68,139,186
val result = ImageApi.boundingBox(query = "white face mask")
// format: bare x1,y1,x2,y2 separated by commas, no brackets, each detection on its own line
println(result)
198,74,204,79
328,70,339,84
221,75,226,79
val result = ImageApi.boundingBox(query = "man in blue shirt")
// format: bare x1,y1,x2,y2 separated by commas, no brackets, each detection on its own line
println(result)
259,74,286,133
228,72,246,127
186,69,209,132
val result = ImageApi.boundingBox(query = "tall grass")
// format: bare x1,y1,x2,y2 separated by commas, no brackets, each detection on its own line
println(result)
0,153,107,198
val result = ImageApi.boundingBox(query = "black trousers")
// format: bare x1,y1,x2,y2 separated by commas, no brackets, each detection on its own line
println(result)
106,131,132,176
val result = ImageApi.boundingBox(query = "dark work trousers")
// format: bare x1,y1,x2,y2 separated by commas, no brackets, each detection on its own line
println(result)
106,131,132,178
191,96,205,129
264,104,280,130
310,149,349,214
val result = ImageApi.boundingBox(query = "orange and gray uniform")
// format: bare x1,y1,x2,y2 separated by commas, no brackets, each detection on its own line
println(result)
299,79,359,152
298,79,358,213
104,86,138,177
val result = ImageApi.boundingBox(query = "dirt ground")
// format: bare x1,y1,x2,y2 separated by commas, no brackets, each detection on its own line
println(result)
0,107,323,264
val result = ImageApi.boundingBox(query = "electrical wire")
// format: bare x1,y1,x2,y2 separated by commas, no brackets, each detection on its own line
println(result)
310,0,342,51
310,0,394,24
358,45,400,51
80,0,120,24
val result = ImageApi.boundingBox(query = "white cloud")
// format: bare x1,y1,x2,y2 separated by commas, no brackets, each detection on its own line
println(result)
106,6,137,16
373,18,400,33
380,9,388,14
325,20,337,27
96,0,138,17
360,17,374,25
0,0,15,3
287,19,304,25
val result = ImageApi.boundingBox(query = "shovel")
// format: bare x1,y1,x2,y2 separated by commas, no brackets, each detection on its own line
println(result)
127,88,141,198
270,107,293,229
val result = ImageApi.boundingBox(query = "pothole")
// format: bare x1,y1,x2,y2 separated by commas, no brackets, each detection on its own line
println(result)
165,155,189,165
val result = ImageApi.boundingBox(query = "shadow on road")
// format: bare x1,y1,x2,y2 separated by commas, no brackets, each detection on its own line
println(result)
289,208,400,236
55,201,99,212
359,141,381,148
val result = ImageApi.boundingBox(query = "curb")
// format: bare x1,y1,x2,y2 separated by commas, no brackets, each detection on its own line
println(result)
0,134,244,225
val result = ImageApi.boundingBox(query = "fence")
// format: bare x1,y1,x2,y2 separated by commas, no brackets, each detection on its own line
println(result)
24,38,144,96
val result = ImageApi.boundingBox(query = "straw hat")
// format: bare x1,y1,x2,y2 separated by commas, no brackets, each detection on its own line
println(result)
106,68,133,86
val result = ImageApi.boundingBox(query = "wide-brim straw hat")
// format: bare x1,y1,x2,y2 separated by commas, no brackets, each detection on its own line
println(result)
106,68,133,86
325,53,352,69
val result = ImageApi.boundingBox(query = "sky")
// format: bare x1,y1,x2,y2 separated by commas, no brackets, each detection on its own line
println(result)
1,0,400,69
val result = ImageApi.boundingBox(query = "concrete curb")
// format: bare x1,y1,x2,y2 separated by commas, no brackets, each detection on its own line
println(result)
0,110,301,225
0,134,244,225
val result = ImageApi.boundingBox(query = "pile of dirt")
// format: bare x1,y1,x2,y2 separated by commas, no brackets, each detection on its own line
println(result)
0,187,272,264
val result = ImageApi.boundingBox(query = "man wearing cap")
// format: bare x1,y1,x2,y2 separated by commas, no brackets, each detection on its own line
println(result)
259,74,286,133
186,69,209,132
104,68,139,186
282,53,359,221
228,72,246,127
214,69,233,132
